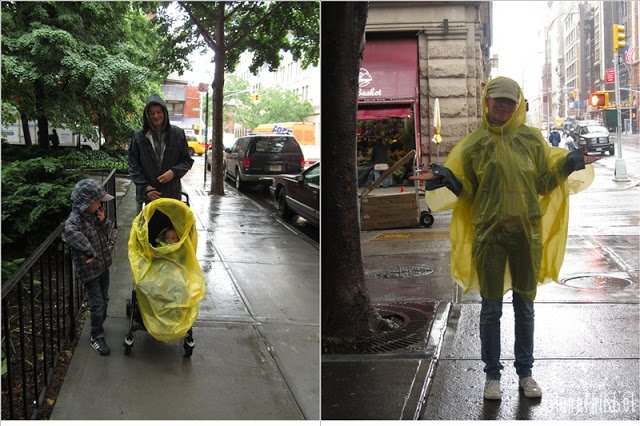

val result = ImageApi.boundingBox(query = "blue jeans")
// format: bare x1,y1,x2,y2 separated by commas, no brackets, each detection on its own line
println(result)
86,270,110,339
480,292,534,380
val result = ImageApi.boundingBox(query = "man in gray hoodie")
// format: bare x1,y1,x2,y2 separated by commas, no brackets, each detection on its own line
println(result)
62,179,114,355
128,94,194,211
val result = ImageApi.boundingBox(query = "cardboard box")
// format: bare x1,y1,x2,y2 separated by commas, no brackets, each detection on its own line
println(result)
359,150,419,231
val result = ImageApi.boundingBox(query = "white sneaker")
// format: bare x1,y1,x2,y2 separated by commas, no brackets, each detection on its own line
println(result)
483,379,502,400
519,377,542,398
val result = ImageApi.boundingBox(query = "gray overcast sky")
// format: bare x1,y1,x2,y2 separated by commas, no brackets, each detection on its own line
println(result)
491,1,551,100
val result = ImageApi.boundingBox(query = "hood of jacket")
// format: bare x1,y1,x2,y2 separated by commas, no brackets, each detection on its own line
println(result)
143,94,170,133
70,179,109,213
480,76,526,137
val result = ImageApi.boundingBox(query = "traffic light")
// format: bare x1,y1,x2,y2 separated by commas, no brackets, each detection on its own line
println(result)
590,91,609,108
613,24,625,52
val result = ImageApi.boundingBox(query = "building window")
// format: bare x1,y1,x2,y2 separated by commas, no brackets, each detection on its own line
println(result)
166,102,184,116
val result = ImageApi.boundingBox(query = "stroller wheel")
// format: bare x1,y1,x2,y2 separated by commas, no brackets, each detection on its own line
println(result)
183,337,195,357
124,335,134,355
420,211,435,228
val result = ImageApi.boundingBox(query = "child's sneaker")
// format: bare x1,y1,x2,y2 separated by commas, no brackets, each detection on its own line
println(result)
519,377,542,398
90,336,111,356
483,379,502,400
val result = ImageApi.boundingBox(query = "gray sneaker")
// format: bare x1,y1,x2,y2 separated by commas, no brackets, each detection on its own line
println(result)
519,377,542,398
483,379,502,400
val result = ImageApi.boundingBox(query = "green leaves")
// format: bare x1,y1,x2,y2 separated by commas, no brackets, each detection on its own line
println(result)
235,87,315,130
1,148,127,257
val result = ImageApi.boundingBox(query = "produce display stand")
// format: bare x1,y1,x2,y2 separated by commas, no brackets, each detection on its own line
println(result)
359,150,434,231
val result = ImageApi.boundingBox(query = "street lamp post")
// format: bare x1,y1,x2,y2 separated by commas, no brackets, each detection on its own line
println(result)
613,53,629,181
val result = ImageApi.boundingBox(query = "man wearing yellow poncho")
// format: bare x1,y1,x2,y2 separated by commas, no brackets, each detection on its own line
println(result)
412,77,598,400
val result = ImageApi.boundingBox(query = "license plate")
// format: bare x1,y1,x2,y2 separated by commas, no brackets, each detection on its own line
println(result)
269,165,282,172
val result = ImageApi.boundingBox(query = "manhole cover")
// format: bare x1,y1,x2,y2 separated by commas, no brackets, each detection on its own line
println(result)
374,265,434,279
560,275,633,290
322,302,437,355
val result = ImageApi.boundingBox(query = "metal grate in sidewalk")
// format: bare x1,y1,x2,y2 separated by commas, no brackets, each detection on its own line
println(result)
323,302,437,355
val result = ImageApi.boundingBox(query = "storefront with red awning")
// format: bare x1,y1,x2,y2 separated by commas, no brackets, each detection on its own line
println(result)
357,37,422,187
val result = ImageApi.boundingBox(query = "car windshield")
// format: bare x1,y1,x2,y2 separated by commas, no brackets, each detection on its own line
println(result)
582,126,607,134
305,164,320,185
254,137,294,153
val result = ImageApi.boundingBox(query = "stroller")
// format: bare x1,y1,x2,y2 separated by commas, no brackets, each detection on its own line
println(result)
123,194,205,357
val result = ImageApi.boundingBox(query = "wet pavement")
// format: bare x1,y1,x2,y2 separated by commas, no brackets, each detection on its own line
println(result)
51,155,319,420
322,137,640,420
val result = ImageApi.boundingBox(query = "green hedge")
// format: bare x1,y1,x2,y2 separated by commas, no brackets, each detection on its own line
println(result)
1,147,129,266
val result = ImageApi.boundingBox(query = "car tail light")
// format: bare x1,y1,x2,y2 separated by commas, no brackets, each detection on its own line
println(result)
300,156,305,169
242,156,251,168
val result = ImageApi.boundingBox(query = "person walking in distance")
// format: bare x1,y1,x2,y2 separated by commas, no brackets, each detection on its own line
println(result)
411,76,598,400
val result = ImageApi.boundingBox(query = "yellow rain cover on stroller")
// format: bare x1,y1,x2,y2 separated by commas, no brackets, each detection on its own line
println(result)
128,198,205,342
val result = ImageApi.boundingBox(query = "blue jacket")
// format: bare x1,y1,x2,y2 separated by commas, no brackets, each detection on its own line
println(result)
128,95,194,204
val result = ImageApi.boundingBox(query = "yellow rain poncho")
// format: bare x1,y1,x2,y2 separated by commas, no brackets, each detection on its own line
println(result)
128,198,205,342
426,77,594,300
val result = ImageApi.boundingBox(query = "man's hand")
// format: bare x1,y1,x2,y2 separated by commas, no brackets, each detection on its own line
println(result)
583,154,600,165
157,170,175,184
86,257,95,265
146,190,162,201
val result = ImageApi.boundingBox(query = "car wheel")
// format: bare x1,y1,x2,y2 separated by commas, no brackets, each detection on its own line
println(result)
187,147,195,156
609,147,615,156
198,153,204,156
278,188,295,220
235,168,246,191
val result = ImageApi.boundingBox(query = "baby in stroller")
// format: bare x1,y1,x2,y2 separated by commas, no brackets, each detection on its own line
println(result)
124,196,205,356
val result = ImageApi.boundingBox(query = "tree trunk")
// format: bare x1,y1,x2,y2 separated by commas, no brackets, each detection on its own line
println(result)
209,1,226,196
20,115,32,147
35,81,49,149
321,2,385,339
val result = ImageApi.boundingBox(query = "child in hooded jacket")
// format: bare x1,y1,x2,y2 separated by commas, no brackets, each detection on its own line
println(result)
61,179,114,356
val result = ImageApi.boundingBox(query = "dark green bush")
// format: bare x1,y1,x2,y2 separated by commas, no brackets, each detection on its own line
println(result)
1,157,87,256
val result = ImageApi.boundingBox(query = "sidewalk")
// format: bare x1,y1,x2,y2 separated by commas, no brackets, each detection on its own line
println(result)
323,174,640,420
51,177,319,420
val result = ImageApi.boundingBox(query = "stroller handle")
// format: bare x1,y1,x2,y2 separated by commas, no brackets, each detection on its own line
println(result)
137,191,190,213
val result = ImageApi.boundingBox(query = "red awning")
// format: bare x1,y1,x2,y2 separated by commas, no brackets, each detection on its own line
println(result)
357,106,412,120
358,38,418,102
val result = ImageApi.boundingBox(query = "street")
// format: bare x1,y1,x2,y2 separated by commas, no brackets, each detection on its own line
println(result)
182,154,319,246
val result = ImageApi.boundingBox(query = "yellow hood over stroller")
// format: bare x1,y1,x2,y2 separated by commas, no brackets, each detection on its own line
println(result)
128,198,205,342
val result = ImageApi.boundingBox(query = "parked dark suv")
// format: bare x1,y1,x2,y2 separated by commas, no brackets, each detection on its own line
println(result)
574,121,614,155
224,134,305,190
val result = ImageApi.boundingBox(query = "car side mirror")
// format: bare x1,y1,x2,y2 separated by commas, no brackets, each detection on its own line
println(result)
224,147,231,153
295,175,304,183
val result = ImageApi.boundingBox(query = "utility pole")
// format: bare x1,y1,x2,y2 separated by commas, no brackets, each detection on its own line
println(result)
612,24,629,182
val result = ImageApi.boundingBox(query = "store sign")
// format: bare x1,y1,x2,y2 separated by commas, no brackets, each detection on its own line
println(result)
358,39,418,102
605,68,615,83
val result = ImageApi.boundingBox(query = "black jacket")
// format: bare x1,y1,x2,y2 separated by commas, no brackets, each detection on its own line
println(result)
128,95,194,204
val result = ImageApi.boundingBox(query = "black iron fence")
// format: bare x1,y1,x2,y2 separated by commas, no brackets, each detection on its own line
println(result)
1,169,117,420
